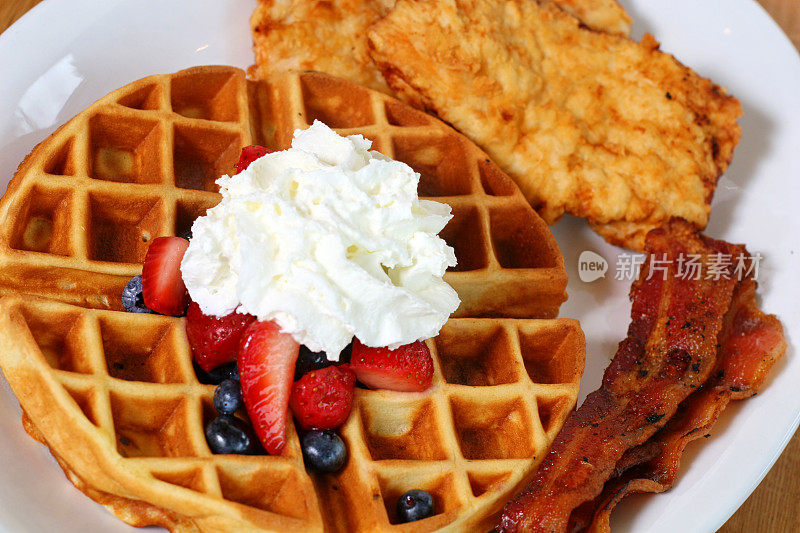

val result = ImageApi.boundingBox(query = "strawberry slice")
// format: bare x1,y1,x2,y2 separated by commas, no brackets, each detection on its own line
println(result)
185,302,256,372
238,320,300,455
350,340,434,392
141,236,190,316
290,365,356,430
234,145,271,174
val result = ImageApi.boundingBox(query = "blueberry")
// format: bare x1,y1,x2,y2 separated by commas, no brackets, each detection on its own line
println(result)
294,344,352,380
180,229,193,241
217,361,240,381
205,415,256,454
214,379,242,414
194,361,238,385
339,342,353,364
301,430,347,473
294,347,332,380
121,275,155,314
396,489,435,523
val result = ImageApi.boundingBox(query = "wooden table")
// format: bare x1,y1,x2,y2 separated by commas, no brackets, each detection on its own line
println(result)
1,0,798,531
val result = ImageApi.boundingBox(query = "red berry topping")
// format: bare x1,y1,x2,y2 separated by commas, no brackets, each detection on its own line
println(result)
350,340,434,392
290,365,356,430
185,302,256,372
238,320,299,455
234,145,271,174
141,236,190,316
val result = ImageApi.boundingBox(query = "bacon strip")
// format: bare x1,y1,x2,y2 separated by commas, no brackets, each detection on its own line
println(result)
497,219,747,532
577,278,786,532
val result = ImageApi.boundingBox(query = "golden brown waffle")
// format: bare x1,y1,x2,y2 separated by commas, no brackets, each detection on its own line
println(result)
0,297,584,532
0,68,566,318
0,66,584,531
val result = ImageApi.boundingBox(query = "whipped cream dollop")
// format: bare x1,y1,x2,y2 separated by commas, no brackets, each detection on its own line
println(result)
180,121,459,359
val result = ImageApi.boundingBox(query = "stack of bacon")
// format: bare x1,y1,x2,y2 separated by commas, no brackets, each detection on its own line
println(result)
497,219,786,532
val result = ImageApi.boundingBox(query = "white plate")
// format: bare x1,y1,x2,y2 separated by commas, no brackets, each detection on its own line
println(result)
0,0,798,531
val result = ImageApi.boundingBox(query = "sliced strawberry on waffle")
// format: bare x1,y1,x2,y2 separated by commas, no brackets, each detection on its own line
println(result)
185,302,256,372
238,320,300,455
350,340,434,392
141,236,190,316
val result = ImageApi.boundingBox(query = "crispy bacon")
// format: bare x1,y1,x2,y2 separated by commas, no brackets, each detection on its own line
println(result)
497,219,754,532
576,278,786,532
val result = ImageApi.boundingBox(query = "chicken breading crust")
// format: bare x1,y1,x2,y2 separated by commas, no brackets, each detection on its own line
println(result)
551,0,631,36
367,0,742,250
249,0,631,96
249,0,396,93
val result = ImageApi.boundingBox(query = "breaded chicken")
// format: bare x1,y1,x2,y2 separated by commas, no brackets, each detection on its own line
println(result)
248,0,631,95
367,0,742,250
551,0,631,36
249,0,395,93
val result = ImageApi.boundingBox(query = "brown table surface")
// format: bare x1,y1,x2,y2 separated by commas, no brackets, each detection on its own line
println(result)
1,0,799,531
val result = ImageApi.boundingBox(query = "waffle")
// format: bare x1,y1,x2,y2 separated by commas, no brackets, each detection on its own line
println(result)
0,67,567,318
0,66,585,532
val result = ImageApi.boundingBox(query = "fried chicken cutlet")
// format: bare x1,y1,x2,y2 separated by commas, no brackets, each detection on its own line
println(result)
368,0,742,250
248,0,631,96
554,0,631,36
249,0,395,93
